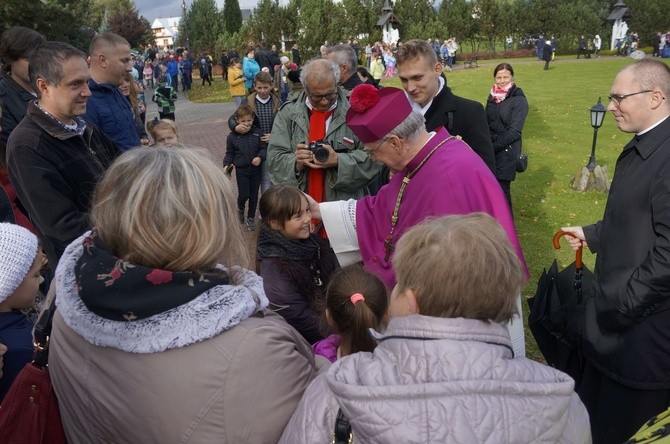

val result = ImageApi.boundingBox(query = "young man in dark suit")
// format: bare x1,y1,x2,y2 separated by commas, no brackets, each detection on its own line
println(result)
396,39,495,173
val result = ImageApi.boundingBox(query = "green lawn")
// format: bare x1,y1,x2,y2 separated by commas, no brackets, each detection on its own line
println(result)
187,75,233,103
191,56,670,361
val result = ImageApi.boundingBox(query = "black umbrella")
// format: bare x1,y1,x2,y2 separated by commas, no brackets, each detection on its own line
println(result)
528,230,593,385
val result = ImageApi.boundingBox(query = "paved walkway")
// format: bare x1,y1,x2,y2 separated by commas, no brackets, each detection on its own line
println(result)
145,96,237,166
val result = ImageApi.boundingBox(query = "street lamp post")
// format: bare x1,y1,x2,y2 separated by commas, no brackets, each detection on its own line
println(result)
586,97,607,171
182,0,189,48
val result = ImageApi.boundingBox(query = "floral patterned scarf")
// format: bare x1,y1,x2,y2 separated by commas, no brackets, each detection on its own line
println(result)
490,82,514,104
75,232,230,322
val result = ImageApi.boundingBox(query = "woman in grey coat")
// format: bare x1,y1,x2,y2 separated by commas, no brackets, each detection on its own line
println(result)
280,213,591,444
50,147,327,443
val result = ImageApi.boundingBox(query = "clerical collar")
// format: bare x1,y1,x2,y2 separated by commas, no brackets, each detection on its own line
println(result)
408,76,445,116
637,114,670,136
255,94,271,104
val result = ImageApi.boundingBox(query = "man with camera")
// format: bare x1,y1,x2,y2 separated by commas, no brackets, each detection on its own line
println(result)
267,59,381,203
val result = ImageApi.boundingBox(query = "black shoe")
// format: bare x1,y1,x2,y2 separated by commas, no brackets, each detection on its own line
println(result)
246,218,256,231
238,211,245,224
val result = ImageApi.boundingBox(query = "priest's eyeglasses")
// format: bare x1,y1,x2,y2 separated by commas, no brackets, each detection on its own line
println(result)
608,90,653,106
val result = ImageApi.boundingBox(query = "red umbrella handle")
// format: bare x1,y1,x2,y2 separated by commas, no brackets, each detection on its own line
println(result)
553,230,583,270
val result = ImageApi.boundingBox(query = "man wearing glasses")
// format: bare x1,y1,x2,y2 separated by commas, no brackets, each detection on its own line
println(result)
561,59,670,443
267,59,381,203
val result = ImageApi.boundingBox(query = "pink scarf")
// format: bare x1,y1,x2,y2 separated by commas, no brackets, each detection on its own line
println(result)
490,82,513,103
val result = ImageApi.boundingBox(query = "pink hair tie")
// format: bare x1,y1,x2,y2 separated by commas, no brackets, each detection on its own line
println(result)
350,293,365,304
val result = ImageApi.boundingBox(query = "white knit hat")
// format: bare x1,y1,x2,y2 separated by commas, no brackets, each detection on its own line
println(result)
0,223,39,303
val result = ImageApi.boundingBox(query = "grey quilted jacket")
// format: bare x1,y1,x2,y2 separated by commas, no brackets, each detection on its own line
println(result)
280,315,591,443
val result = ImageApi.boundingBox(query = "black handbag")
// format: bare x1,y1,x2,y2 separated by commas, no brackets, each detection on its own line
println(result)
332,408,352,444
516,151,528,173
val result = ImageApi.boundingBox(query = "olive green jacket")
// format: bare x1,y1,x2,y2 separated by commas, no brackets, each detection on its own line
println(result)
267,87,382,201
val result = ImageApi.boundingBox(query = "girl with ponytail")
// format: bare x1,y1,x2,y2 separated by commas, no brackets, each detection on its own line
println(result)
313,264,388,362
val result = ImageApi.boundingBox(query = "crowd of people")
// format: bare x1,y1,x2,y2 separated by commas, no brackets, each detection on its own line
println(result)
0,24,669,444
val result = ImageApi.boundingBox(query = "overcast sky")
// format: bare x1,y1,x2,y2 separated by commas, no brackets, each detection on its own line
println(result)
135,0,261,24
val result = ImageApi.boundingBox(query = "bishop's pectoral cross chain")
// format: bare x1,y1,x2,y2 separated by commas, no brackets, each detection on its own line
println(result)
383,136,455,262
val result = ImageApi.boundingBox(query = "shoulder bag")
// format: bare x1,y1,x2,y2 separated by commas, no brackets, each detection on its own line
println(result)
516,150,529,173
0,299,67,444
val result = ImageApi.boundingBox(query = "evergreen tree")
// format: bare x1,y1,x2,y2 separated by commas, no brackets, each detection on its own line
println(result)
223,0,243,35
248,0,284,46
182,0,221,53
392,0,437,41
298,0,344,53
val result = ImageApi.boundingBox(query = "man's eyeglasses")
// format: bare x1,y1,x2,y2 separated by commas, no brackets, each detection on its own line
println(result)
608,90,653,106
308,91,338,102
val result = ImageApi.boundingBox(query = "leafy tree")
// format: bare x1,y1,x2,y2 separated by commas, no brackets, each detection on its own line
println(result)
438,0,473,43
551,0,601,53
393,0,437,41
625,0,667,48
222,0,243,35
38,0,94,51
0,0,43,34
89,0,134,32
107,8,153,48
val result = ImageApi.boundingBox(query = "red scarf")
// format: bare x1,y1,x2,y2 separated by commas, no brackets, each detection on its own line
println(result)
307,109,333,203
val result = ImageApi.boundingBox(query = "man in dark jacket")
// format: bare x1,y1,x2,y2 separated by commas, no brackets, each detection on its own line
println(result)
181,50,193,90
220,50,229,81
6,42,119,266
325,44,372,96
255,42,280,77
291,43,301,66
396,39,495,173
85,33,140,151
562,59,670,444
577,35,589,59
652,31,662,57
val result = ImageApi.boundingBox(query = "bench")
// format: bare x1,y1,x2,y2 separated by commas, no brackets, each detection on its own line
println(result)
463,57,478,69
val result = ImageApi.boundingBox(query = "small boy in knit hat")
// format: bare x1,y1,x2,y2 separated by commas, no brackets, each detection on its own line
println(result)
0,223,45,402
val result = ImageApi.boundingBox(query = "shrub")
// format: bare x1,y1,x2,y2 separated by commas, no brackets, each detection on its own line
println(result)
459,49,535,61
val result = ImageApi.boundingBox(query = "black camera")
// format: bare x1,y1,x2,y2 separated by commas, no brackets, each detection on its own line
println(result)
308,140,329,162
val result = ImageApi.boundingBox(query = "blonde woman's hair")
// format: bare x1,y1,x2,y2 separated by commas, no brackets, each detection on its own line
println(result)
123,73,140,115
392,213,526,323
90,147,248,275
